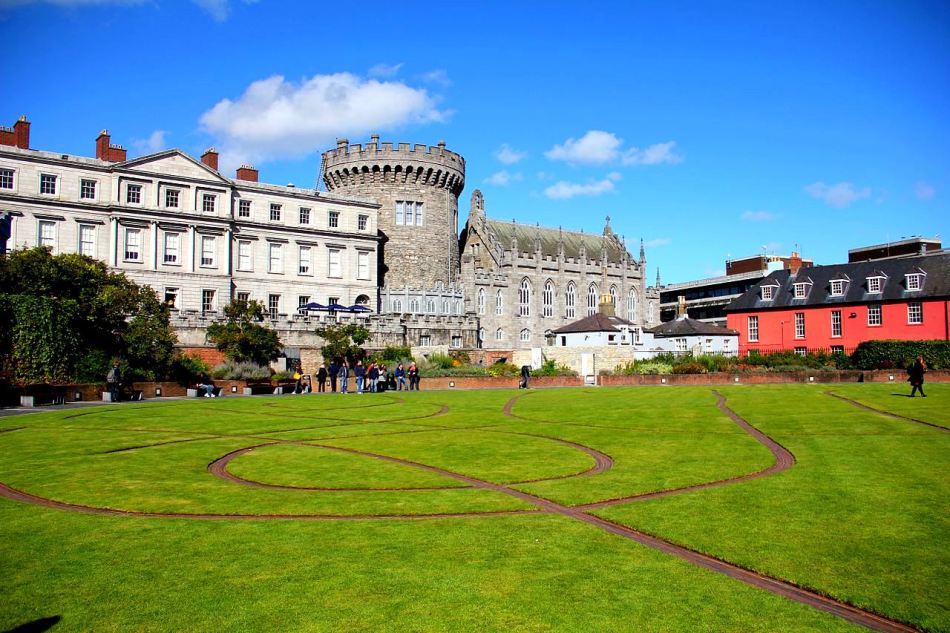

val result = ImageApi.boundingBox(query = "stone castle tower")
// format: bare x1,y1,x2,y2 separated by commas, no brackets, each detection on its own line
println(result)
321,136,465,289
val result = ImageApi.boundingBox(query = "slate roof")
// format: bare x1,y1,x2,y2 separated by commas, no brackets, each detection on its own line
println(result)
726,252,950,312
552,312,635,334
647,317,738,337
486,220,629,263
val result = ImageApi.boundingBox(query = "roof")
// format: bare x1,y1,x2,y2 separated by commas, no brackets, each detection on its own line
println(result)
552,312,635,334
647,317,738,337
486,220,629,263
726,252,950,312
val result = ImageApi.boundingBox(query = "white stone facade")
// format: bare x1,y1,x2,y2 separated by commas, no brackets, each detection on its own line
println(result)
0,144,380,321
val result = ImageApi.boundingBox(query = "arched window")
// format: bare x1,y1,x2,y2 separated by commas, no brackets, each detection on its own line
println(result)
392,298,403,312
426,299,435,313
542,280,554,318
627,290,637,322
355,294,370,306
442,299,449,314
478,327,485,342
610,285,619,308
520,328,531,342
587,283,598,316
565,282,576,319
409,298,419,313
495,328,504,340
495,289,503,315
477,288,486,315
519,278,531,317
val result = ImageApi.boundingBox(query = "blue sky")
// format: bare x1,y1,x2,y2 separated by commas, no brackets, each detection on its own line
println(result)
2,0,947,283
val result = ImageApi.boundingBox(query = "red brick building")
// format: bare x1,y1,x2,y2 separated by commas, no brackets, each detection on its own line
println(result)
726,252,950,355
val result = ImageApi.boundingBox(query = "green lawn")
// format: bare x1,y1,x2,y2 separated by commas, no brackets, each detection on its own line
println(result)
0,385,946,631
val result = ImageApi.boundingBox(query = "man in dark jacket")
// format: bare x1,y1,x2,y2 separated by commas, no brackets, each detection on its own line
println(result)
908,356,927,397
329,360,339,393
106,362,122,402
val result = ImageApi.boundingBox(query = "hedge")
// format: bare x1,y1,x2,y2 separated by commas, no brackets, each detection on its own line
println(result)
850,340,950,370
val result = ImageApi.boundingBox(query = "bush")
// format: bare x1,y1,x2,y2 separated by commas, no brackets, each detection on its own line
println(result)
851,340,950,370
426,353,455,370
533,358,576,377
271,370,295,381
377,345,412,363
672,362,707,374
210,361,271,381
170,354,211,385
612,360,673,375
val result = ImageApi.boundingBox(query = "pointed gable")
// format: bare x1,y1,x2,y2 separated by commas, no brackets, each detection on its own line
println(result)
116,150,230,184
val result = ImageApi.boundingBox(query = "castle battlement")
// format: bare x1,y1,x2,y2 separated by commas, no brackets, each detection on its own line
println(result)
322,137,465,170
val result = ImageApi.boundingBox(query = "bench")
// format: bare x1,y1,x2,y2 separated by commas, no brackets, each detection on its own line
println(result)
21,385,69,407
243,384,283,396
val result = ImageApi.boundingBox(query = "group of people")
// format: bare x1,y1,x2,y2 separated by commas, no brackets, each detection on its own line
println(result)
314,360,421,394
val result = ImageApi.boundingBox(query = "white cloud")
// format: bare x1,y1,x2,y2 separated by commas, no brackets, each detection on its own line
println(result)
545,130,622,165
484,170,523,186
420,69,451,86
544,176,618,199
495,144,527,165
368,63,403,78
741,210,780,222
804,181,871,208
200,72,447,169
622,141,682,166
645,238,672,248
192,0,228,20
132,130,167,155
914,181,935,201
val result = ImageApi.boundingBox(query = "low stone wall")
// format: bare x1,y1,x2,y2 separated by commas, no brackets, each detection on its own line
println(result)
6,370,947,406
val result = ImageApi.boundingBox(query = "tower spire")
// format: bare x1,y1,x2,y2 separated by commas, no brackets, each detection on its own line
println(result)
639,238,646,265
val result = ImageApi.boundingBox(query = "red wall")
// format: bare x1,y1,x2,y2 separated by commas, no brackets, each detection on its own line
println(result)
728,299,950,354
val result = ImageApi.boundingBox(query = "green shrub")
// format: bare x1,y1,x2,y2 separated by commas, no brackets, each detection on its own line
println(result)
170,354,211,385
851,340,950,370
672,362,707,374
426,353,455,370
211,361,272,381
532,358,576,377
486,362,521,377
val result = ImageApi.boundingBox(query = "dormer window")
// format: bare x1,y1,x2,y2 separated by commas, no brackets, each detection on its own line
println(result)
830,279,846,296
905,273,924,291
792,282,811,299
867,276,884,293
761,285,776,300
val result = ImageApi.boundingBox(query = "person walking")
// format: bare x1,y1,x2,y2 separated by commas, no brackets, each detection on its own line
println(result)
520,365,531,389
354,360,365,394
408,362,420,391
106,361,122,402
395,363,408,391
908,355,927,397
329,360,339,393
339,360,349,394
317,363,328,392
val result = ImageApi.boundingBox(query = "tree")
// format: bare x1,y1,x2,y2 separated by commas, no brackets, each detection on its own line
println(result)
206,300,283,365
0,247,178,384
316,323,370,365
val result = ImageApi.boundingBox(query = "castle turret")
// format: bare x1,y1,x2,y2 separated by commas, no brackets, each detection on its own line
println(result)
321,136,465,288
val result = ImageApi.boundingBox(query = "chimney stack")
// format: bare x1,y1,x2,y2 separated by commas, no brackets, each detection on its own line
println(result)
235,164,259,182
200,147,219,171
677,295,687,319
787,251,803,274
0,116,30,150
95,130,127,162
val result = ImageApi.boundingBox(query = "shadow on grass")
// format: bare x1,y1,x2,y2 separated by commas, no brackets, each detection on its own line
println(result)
2,616,61,633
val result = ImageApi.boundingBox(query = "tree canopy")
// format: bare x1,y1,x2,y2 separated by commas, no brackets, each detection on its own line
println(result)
206,299,283,365
316,323,369,365
0,247,177,384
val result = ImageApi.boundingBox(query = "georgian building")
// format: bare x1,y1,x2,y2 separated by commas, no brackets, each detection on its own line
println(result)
0,119,380,333
726,252,950,355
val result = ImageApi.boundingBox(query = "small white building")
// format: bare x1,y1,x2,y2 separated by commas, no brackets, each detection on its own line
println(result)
642,316,738,356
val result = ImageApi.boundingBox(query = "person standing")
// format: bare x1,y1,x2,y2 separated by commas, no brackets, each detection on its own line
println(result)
378,365,388,392
408,362,420,391
908,355,927,397
329,360,339,393
395,363,408,391
106,361,122,402
368,362,379,393
339,360,349,394
317,363,328,393
520,365,531,389
354,360,365,394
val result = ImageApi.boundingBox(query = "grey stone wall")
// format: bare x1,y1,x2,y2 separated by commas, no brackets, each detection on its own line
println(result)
322,139,464,289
